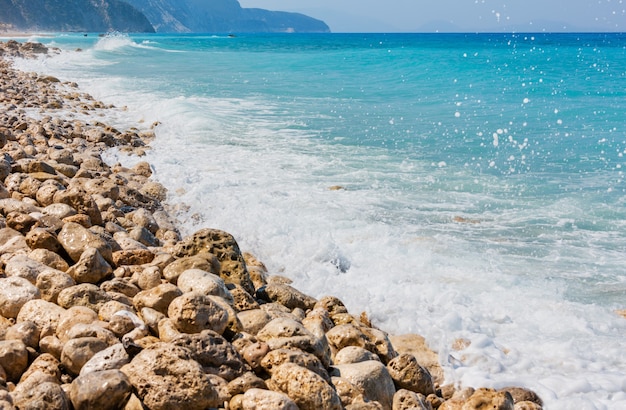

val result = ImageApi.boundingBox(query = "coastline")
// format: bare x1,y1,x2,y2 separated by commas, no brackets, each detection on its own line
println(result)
0,40,543,409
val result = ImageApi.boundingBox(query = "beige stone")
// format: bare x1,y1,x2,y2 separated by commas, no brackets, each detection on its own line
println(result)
331,360,396,410
4,254,51,283
69,369,132,410
0,228,30,261
29,248,70,272
42,203,77,220
34,268,75,303
331,375,366,408
267,363,342,410
498,387,543,407
257,317,331,367
64,323,119,346
241,388,298,410
261,348,330,382
238,308,272,335
162,254,220,284
61,336,108,376
24,227,61,252
10,379,70,410
0,276,41,318
39,335,64,360
227,372,268,396
387,353,435,396
389,334,443,386
0,340,28,382
177,268,233,301
66,246,112,284
229,283,260,311
326,324,378,360
57,283,111,312
53,186,102,226
173,228,254,294
5,321,39,349
57,222,112,264
392,389,431,410
100,278,140,298
121,343,220,410
167,292,229,334
133,282,182,314
461,388,515,410
79,343,130,376
257,283,317,311
335,346,382,365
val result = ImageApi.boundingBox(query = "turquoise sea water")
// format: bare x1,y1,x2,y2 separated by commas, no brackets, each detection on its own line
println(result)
9,32,626,408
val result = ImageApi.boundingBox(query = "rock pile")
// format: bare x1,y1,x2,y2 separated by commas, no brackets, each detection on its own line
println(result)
0,40,543,410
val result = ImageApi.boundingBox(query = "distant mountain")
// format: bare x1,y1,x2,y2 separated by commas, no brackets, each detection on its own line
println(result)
122,0,330,33
0,0,155,32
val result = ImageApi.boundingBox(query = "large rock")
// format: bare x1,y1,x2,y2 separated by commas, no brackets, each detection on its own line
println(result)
53,186,102,226
0,276,41,318
387,353,434,396
267,363,342,410
10,378,70,410
57,222,112,264
392,389,431,410
241,388,298,410
162,254,220,284
173,228,254,294
4,254,51,283
16,299,66,338
61,337,108,376
0,340,28,382
257,283,317,311
171,330,249,381
177,268,233,301
389,334,443,385
35,268,75,303
66,247,113,284
57,283,112,313
69,369,132,410
331,360,397,410
121,343,220,410
79,343,130,376
133,283,182,314
167,292,229,334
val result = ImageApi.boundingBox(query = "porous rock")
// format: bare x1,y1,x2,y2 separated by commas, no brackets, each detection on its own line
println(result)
240,388,298,410
65,246,112,284
331,360,396,410
171,329,249,381
257,283,317,311
167,292,229,334
0,340,29,382
57,222,112,264
16,299,66,338
57,283,111,312
173,228,254,294
387,353,435,396
267,362,342,410
177,268,233,301
133,282,182,314
392,389,431,410
35,268,75,303
121,343,220,410
60,336,108,376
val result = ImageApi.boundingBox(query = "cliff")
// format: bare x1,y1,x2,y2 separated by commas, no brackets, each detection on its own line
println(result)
122,0,331,33
0,0,155,33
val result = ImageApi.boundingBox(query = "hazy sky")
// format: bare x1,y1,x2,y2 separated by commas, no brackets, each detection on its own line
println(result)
238,0,626,32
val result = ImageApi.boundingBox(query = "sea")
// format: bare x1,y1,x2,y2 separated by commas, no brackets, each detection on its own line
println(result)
6,32,626,408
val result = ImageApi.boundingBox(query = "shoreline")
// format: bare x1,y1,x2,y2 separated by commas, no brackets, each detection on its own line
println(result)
0,40,542,409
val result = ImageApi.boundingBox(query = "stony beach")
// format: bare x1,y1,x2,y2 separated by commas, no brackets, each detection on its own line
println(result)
0,40,543,410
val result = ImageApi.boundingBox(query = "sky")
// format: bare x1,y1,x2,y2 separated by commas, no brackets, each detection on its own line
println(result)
238,0,626,32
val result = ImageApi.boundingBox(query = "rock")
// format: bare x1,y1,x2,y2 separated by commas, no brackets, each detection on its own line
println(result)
5,211,37,233
121,343,220,410
498,387,543,407
35,268,75,303
69,369,132,410
241,341,270,371
61,336,108,376
267,363,342,410
100,278,140,298
240,388,298,410
331,376,365,408
0,228,30,260
57,222,112,264
66,247,112,284
53,186,102,226
0,340,28,382
238,308,272,335
261,348,330,382
257,317,330,367
167,292,229,334
229,284,260,311
461,388,515,410
173,228,254,294
25,227,61,252
19,353,62,383
331,361,396,410
64,323,118,346
112,248,155,266
57,283,111,312
29,248,70,271
0,276,41,318
389,334,443,386
0,198,39,215
5,321,39,349
56,306,98,342
133,282,182,314
326,324,378,360
226,372,267,396
17,299,66,338
387,353,434,396
177,268,233,301
10,379,70,410
392,389,431,410
257,283,317,311
162,254,220,284
4,254,50,283
79,343,130,376
171,330,249,381
41,203,77,220
335,346,382,365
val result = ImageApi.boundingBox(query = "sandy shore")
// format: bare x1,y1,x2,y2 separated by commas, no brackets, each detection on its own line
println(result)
0,40,543,409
